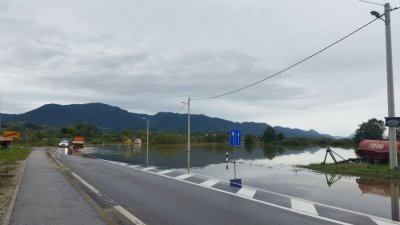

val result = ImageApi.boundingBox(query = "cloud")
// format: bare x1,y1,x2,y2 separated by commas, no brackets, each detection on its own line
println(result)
0,0,399,137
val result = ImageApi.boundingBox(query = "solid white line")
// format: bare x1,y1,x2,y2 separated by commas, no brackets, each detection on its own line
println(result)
71,172,101,196
158,169,174,175
142,166,156,171
114,205,146,225
95,158,350,225
158,173,350,225
175,174,192,180
129,165,140,168
291,199,318,215
371,218,400,225
237,187,256,198
201,179,219,187
94,157,393,224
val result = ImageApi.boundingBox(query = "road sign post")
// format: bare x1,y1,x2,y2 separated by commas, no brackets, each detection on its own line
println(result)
229,129,242,188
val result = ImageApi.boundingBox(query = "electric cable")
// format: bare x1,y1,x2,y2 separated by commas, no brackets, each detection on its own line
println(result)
357,0,384,6
191,16,381,101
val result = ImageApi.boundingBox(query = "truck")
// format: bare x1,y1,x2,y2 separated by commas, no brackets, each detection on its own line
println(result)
72,136,84,149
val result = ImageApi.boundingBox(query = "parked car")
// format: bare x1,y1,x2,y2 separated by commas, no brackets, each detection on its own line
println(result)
59,139,69,147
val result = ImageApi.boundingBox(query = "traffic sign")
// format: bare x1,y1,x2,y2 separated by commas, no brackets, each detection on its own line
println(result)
3,131,21,138
230,129,241,146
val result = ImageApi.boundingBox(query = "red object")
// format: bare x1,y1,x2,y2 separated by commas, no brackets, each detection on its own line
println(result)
356,139,400,162
72,136,84,148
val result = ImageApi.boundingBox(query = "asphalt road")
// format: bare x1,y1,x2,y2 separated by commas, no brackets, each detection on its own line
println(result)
55,150,351,225
9,148,107,225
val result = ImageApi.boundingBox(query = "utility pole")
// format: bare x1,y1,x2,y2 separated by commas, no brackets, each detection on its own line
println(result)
146,118,149,167
383,3,398,170
187,97,191,174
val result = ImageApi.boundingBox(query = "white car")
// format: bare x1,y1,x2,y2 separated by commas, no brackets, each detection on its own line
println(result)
59,139,69,147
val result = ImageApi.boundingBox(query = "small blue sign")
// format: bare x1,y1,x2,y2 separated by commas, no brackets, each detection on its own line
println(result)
230,129,241,146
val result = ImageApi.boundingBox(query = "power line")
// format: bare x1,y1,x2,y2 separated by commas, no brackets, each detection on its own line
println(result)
357,0,384,6
191,16,381,101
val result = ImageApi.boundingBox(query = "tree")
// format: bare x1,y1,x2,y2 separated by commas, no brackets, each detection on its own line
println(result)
353,118,386,144
277,132,285,141
244,134,255,145
397,127,400,140
262,126,276,143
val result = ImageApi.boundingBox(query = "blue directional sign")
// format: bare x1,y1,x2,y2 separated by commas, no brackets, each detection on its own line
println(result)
230,129,241,146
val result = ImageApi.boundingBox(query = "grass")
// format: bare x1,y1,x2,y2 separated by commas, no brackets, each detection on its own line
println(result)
298,162,400,180
0,147,31,164
0,147,30,191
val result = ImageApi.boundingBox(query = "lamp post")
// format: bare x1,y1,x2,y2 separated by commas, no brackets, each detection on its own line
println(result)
187,97,191,174
143,117,149,167
371,3,398,170
146,118,149,167
182,97,191,174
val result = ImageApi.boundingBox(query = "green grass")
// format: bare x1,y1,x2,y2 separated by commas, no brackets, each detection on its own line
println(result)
0,147,31,164
298,162,400,180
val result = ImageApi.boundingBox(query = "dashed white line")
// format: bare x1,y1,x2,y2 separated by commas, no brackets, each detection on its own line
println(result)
71,172,101,196
175,174,192,180
201,178,219,187
158,169,174,175
114,205,146,225
237,187,256,198
371,218,400,225
291,198,318,215
142,166,156,171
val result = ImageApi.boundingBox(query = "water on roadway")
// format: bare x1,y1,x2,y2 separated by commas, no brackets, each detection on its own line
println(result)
66,144,400,222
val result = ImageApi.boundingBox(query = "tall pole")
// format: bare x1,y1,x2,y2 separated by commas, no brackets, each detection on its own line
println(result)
187,97,191,174
384,3,398,170
146,118,149,167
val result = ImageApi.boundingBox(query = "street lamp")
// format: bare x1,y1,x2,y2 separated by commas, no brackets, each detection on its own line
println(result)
182,97,191,174
143,117,149,167
371,3,398,170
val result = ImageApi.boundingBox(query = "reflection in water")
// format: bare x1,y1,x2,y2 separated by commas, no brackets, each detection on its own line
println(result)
63,147,84,157
262,145,285,160
324,173,342,187
356,178,400,221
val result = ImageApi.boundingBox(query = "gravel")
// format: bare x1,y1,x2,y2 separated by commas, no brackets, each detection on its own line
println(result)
0,162,24,225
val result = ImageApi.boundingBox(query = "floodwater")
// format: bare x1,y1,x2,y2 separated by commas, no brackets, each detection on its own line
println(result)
71,144,400,221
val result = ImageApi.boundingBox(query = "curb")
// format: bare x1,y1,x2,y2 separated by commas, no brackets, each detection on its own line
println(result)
1,159,27,225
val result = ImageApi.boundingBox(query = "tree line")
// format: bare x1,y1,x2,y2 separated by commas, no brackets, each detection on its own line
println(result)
2,119,381,148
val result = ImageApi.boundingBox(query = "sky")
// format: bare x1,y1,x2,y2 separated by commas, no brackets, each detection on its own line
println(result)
1,0,400,137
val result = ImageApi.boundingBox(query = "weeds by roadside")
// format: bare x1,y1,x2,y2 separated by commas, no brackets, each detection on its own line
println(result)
297,162,400,180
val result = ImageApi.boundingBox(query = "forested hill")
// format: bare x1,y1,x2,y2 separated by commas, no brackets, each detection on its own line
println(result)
1,103,332,138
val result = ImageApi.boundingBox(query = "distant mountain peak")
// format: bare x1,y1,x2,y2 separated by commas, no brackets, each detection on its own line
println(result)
1,103,333,138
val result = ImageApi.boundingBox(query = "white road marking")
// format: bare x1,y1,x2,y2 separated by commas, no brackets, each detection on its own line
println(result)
371,218,400,225
175,174,192,180
118,162,128,166
201,179,219,187
158,170,174,175
129,165,140,168
71,172,101,196
291,199,318,215
237,187,256,198
114,205,146,225
142,166,156,171
93,158,390,225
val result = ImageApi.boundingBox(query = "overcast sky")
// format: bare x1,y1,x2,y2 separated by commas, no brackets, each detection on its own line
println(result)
1,0,400,137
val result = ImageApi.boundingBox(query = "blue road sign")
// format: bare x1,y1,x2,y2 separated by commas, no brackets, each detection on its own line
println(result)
230,129,241,146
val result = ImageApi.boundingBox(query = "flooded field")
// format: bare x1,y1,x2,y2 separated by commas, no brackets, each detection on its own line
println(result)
74,144,399,221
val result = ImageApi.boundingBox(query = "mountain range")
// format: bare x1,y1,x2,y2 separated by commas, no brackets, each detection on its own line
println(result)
1,103,332,138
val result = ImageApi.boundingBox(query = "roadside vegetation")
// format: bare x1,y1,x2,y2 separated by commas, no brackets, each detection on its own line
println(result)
0,122,355,149
298,162,400,180
0,146,31,196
